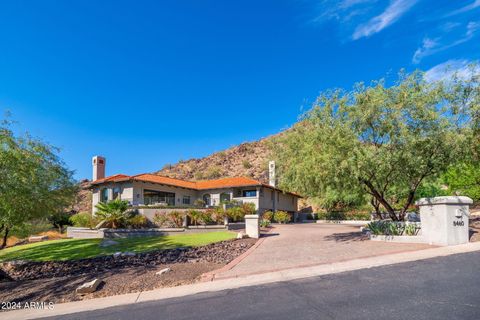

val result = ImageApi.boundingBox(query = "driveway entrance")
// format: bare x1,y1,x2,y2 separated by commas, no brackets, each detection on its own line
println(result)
215,223,433,279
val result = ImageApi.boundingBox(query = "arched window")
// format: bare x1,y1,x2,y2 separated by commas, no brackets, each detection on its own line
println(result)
100,188,109,202
113,187,121,200
203,194,211,206
220,193,231,203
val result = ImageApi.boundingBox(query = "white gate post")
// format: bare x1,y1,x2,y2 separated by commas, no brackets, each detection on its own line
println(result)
245,214,260,239
416,196,472,246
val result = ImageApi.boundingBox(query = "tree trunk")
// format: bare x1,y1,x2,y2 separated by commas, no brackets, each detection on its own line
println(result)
370,197,382,219
399,190,416,221
362,180,398,221
1,227,9,249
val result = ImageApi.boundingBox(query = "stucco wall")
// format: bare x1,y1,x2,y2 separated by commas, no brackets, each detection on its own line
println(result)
132,181,199,206
258,187,298,213
92,182,134,213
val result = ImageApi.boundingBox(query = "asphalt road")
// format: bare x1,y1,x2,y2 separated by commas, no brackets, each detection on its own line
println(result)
44,252,480,320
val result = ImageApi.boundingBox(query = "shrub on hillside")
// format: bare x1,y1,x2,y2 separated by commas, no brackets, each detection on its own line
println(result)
204,166,223,179
274,211,291,224
242,160,252,169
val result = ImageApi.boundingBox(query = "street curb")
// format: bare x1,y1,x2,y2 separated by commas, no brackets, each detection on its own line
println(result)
4,241,480,320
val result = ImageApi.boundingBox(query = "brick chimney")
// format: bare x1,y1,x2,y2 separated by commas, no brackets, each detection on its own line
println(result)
92,156,106,181
268,161,276,187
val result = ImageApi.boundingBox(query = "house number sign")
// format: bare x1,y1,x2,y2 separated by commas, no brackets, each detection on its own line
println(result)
453,220,464,227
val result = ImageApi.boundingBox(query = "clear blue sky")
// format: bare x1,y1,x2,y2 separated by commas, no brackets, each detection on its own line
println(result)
1,0,479,180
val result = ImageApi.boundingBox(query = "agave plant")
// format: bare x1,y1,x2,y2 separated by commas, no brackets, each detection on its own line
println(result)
366,221,385,235
94,199,131,229
404,223,418,236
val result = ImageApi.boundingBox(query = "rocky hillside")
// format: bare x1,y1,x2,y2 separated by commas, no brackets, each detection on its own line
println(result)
69,179,92,214
156,136,275,183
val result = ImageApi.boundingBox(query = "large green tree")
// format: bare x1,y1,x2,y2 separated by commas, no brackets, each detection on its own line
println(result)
274,71,479,221
0,117,76,248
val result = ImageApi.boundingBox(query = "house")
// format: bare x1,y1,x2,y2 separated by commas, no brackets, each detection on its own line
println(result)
90,156,301,215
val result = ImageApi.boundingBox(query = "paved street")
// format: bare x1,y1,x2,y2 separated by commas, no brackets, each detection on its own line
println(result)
45,251,480,320
216,223,432,278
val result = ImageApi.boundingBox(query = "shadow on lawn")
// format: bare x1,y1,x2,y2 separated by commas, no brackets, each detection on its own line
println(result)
324,231,368,242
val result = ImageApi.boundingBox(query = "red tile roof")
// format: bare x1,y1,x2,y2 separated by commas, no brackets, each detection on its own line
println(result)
91,173,301,197
131,174,197,189
195,177,261,190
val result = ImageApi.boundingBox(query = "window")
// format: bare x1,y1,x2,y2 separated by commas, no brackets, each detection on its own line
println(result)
144,190,175,206
182,196,191,205
203,194,211,206
242,190,257,197
113,187,121,200
100,188,109,202
220,193,231,203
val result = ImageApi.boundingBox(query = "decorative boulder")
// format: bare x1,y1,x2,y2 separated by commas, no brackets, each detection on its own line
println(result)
155,268,171,275
237,232,248,239
76,279,102,294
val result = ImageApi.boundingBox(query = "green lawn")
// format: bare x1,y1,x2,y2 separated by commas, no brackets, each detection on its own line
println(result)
0,231,236,262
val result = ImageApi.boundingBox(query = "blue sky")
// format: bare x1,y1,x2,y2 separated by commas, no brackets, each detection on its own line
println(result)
0,0,479,180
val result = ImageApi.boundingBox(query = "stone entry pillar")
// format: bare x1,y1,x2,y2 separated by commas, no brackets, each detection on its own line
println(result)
245,214,260,239
416,196,472,246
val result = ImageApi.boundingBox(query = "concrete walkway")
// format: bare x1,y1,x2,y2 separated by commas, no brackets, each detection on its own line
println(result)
214,223,433,279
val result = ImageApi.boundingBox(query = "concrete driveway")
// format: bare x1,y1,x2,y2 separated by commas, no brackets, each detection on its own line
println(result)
215,223,433,278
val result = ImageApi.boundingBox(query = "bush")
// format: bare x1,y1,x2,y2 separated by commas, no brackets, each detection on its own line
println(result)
316,211,370,221
274,211,291,224
205,166,222,179
127,215,149,229
48,212,73,233
260,219,271,227
241,203,256,215
242,160,252,169
187,209,204,226
70,212,99,229
153,211,185,228
262,211,274,222
207,207,226,224
366,221,420,236
226,206,245,222
95,199,132,229
194,199,206,208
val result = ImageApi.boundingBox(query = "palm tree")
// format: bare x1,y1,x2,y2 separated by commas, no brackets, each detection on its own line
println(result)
94,199,131,229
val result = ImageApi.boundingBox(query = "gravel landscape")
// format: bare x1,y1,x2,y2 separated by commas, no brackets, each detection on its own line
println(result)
0,238,256,305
